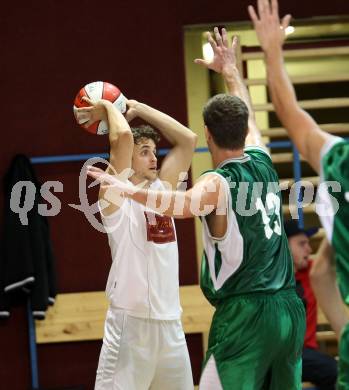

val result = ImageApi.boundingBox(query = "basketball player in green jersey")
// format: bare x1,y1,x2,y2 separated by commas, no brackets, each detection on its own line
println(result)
248,1,349,388
87,27,305,389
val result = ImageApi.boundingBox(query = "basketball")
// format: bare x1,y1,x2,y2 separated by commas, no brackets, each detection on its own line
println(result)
73,81,127,135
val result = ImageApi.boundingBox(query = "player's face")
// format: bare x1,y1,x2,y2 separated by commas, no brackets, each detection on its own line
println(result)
288,234,312,271
131,139,158,184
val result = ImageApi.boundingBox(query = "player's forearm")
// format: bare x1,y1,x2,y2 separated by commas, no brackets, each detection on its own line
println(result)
310,241,349,339
105,102,132,144
224,66,261,145
134,189,183,218
123,188,195,218
264,50,301,136
134,103,197,148
116,183,216,219
224,67,253,117
311,266,349,339
265,49,332,172
92,170,220,219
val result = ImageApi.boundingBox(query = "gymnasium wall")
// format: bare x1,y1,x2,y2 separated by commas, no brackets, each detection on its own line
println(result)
1,0,349,388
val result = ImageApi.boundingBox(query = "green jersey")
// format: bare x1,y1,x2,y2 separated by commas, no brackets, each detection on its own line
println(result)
318,138,349,305
200,146,295,306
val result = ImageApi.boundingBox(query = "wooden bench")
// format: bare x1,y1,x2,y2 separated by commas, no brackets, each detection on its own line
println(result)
36,285,214,343
36,285,340,345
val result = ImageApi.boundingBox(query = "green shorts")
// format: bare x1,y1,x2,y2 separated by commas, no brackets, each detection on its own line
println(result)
338,321,349,390
200,289,305,390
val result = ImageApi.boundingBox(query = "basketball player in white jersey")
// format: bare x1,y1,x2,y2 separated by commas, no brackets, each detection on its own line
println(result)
76,97,197,390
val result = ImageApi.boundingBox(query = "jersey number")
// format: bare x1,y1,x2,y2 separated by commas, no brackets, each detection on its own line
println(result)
255,193,282,239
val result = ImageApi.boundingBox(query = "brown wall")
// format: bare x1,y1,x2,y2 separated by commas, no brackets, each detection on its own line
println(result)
1,0,349,389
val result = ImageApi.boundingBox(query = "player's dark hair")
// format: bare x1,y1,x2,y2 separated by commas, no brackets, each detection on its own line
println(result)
131,125,160,145
203,94,249,150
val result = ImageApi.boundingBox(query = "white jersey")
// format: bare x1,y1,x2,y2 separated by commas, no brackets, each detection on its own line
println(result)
100,179,181,320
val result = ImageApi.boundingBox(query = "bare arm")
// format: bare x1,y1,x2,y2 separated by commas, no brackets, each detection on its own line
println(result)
310,238,349,339
128,101,197,188
87,166,224,219
195,27,263,147
104,103,134,215
248,0,334,173
76,98,133,215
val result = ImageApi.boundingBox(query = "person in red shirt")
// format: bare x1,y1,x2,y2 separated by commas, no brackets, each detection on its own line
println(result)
285,220,337,390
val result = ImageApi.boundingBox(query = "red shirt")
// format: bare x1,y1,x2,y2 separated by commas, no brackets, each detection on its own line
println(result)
295,261,318,349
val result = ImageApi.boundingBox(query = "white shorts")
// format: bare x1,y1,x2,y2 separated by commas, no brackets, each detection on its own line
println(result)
95,308,194,390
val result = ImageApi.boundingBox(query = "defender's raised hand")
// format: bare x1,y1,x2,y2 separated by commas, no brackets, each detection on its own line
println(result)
248,0,291,54
194,27,239,78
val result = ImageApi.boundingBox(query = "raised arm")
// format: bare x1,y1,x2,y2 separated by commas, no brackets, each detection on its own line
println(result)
195,27,263,147
310,238,349,339
76,98,133,215
248,0,334,172
126,100,197,189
